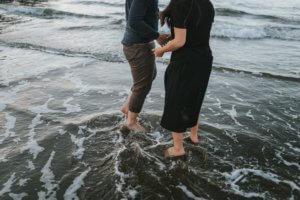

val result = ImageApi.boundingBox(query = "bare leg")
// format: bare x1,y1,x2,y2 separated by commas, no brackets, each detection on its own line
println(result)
189,124,199,144
120,92,132,115
124,111,145,133
165,132,185,157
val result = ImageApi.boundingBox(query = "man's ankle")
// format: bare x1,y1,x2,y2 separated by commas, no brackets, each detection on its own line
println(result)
125,120,136,126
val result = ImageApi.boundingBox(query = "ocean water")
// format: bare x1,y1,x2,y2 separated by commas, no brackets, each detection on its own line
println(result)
0,0,299,199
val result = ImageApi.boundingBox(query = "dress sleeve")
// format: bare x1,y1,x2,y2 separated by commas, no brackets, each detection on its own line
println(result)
171,0,190,29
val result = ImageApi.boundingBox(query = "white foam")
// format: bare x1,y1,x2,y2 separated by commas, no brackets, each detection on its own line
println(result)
285,143,300,154
177,184,206,200
134,142,166,171
0,112,16,144
64,167,91,200
146,131,164,149
26,160,35,170
286,122,296,131
213,98,222,109
0,81,29,112
212,21,300,41
58,128,66,135
23,98,58,159
70,133,86,159
276,152,300,170
38,151,57,200
63,97,81,114
62,73,118,96
222,168,300,198
0,103,6,112
223,130,238,143
42,78,51,82
8,193,28,200
146,95,154,103
29,98,57,114
22,113,45,159
246,110,255,120
224,105,242,126
212,23,267,39
18,179,29,187
224,81,230,86
127,189,138,199
114,131,124,144
114,146,128,194
0,173,16,197
283,108,298,120
230,93,244,102
63,73,90,95
78,128,85,135
69,129,95,160
208,107,216,114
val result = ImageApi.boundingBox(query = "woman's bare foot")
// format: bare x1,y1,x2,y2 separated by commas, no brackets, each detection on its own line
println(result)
189,132,199,144
164,146,185,158
188,124,199,144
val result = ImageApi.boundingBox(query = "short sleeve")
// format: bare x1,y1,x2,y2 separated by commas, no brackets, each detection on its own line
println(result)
171,0,190,28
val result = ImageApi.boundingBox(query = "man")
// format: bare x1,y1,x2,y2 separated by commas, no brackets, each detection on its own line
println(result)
120,0,169,132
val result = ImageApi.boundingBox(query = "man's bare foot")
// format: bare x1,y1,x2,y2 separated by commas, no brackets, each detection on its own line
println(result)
124,122,145,133
164,146,185,158
120,106,128,115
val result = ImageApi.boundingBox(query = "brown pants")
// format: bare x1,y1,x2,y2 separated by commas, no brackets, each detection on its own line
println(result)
123,42,156,113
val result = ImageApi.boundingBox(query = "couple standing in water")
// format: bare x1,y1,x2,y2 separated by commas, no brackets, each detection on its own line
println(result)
120,0,215,158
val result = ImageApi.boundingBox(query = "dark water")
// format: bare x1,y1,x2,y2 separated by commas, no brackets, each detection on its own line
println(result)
0,0,299,199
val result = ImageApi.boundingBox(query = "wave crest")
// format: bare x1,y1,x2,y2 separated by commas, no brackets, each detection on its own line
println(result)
212,23,300,41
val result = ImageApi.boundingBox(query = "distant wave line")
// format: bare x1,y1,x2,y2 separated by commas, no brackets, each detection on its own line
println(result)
211,24,300,41
0,40,124,63
213,65,300,83
1,40,299,83
0,5,110,19
215,7,300,24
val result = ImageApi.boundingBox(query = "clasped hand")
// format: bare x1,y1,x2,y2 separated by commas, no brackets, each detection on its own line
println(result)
153,33,170,57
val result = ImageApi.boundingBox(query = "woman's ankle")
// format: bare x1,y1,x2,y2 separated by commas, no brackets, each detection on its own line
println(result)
170,146,185,155
173,145,184,152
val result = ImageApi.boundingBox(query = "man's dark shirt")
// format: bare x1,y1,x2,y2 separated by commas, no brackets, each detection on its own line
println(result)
122,0,159,46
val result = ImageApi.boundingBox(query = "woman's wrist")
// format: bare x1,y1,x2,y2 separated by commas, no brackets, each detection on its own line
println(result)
161,42,172,54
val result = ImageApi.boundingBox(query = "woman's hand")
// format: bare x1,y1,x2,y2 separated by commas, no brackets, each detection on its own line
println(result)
152,48,165,57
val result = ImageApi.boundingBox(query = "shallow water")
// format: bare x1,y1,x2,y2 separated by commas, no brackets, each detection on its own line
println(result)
0,0,299,199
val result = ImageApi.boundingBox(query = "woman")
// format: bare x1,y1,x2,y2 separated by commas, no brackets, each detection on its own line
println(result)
153,0,215,157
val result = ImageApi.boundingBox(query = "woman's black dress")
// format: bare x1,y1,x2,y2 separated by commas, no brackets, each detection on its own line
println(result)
160,0,215,133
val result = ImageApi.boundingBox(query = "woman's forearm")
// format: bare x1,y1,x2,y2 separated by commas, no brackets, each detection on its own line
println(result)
160,39,184,53
153,28,186,57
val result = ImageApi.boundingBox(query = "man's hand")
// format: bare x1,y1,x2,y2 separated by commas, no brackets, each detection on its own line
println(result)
160,11,165,27
156,33,170,47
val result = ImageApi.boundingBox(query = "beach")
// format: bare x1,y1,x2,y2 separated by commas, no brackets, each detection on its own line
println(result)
0,0,299,199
